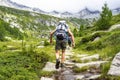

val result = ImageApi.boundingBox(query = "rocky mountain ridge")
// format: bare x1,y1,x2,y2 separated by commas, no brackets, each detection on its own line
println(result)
0,0,120,19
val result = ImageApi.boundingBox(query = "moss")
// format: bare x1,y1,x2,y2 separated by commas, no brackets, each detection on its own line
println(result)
39,71,55,77
73,66,89,73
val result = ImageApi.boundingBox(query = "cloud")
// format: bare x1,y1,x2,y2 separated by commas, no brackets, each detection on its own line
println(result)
11,0,120,13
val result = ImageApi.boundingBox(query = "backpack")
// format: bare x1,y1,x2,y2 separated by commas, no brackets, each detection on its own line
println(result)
55,23,68,40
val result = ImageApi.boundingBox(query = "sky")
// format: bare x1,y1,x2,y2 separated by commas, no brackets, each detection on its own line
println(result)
11,0,120,13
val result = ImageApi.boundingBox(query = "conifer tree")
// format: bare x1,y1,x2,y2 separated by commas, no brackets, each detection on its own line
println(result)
79,25,84,36
96,3,112,30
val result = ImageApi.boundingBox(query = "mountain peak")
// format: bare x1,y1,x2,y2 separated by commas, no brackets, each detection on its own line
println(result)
51,10,60,14
0,0,119,19
61,11,72,15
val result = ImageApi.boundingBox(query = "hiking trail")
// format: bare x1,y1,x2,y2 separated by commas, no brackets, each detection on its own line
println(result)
41,47,108,80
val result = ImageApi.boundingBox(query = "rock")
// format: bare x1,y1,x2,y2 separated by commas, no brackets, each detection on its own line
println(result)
84,73,93,78
42,62,58,71
40,77,53,80
86,74,101,80
64,74,75,80
108,52,120,76
61,69,75,80
76,54,88,58
80,54,99,61
74,75,84,80
109,24,120,31
64,60,75,67
65,55,70,59
75,61,108,68
62,70,72,75
65,50,73,56
37,46,44,48
93,37,100,41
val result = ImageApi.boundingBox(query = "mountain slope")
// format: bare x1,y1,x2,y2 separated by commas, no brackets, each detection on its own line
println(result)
0,6,62,40
0,0,46,14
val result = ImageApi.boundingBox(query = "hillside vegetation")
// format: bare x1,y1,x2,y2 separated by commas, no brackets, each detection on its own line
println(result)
0,6,61,40
74,4,120,79
0,5,76,79
0,3,120,80
0,6,59,79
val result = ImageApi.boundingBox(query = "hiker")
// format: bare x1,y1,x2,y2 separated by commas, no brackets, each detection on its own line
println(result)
50,20,75,69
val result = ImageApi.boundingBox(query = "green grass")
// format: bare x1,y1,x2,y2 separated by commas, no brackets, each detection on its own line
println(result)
0,39,56,79
96,62,120,80
74,23,120,79
39,71,56,77
73,66,89,73
0,51,48,80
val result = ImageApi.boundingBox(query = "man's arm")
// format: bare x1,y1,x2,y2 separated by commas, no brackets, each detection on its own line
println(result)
50,29,56,44
68,29,75,47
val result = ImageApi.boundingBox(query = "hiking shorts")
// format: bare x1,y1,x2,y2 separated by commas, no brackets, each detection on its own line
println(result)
55,40,67,51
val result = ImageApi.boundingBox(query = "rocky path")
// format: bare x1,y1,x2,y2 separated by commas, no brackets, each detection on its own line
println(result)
41,48,108,80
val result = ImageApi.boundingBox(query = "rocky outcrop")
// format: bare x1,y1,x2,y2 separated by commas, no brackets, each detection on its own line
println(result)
108,52,120,76
109,24,120,31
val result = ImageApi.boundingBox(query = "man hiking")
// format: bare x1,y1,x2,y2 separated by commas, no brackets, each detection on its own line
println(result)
50,20,75,69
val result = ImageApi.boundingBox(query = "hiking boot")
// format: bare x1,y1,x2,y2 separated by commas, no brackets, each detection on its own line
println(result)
55,59,60,69
60,63,65,68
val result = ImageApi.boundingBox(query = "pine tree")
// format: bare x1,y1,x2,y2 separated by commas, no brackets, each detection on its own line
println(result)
79,25,84,36
73,27,78,37
96,3,112,30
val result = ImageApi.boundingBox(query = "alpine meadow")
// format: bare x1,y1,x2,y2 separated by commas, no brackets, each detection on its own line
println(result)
0,0,120,80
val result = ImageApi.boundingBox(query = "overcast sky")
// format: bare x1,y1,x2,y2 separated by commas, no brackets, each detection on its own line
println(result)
11,0,120,13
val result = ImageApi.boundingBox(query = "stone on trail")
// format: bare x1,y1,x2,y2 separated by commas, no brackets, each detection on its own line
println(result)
80,54,99,61
40,77,53,80
86,74,101,80
64,60,75,68
65,50,73,56
75,61,108,68
76,54,88,58
74,75,84,80
42,62,60,71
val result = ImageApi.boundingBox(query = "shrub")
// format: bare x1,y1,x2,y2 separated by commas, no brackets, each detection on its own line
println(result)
44,40,50,46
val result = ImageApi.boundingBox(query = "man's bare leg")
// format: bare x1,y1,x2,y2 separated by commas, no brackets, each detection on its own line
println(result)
61,50,66,68
61,50,65,63
56,50,60,59
55,50,60,69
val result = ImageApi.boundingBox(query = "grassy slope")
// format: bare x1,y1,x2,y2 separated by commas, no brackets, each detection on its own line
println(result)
0,5,77,79
0,40,56,79
0,6,61,39
74,14,120,79
0,6,58,79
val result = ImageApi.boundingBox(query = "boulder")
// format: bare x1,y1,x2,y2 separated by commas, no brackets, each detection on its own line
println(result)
41,77,53,80
108,52,120,76
42,62,58,71
109,24,120,31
